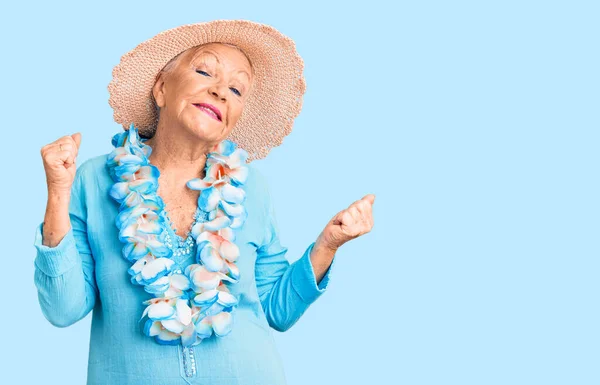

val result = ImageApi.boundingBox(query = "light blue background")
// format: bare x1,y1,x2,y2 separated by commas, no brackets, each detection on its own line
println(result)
1,0,598,384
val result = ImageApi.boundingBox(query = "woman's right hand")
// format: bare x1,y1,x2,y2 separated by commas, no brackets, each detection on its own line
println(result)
40,133,82,193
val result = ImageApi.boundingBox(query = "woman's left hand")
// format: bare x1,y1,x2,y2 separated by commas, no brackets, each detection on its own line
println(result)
315,194,376,252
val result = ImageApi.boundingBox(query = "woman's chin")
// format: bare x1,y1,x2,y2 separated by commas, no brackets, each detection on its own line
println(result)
184,121,223,141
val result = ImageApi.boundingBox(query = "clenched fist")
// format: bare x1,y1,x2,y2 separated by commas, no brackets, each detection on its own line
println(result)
316,194,375,252
40,133,82,193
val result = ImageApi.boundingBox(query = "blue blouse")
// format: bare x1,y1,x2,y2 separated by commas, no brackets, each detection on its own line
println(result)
33,153,336,385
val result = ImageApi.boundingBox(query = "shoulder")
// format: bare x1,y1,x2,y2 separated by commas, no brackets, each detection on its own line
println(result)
74,154,109,184
244,163,270,197
242,163,272,219
69,154,112,203
77,154,108,174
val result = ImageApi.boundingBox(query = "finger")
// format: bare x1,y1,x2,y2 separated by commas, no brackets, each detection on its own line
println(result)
362,194,375,205
348,206,361,223
41,137,69,153
54,142,76,159
62,145,76,166
339,211,353,229
54,142,74,152
349,194,375,210
50,149,73,166
349,198,364,207
49,142,76,166
64,153,76,168
41,136,78,161
349,199,368,216
71,132,82,150
57,140,79,160
354,202,369,223
55,135,74,145
332,209,349,226
332,211,343,226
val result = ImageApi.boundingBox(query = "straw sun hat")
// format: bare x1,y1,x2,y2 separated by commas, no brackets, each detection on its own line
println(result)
107,19,306,162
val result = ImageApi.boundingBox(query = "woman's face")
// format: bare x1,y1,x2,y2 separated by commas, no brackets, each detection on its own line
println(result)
152,43,254,143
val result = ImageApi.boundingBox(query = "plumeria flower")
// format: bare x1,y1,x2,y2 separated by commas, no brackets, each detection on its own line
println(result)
121,192,163,211
194,231,240,274
116,205,164,230
120,233,171,262
219,202,247,229
144,320,181,345
142,297,193,345
162,273,192,298
209,312,235,337
113,154,146,180
109,172,159,200
191,284,238,338
128,255,175,285
206,142,249,185
191,210,233,236
186,259,239,289
141,297,178,320
186,264,236,291
111,123,151,157
192,287,238,312
187,142,248,222
116,163,159,184
193,309,235,338
143,274,171,295
187,169,246,212
118,213,163,241
106,147,129,171
107,125,152,171
143,272,191,296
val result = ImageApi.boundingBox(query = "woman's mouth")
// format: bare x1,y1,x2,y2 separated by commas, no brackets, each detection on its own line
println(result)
193,103,222,122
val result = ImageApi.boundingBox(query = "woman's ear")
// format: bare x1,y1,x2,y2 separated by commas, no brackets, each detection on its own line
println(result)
152,72,167,109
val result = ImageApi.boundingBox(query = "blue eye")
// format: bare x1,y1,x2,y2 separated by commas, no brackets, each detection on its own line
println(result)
197,69,241,96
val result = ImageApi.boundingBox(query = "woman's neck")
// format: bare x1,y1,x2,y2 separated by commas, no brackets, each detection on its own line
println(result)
144,127,209,181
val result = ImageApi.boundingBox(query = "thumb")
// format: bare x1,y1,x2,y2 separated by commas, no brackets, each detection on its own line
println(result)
362,194,376,205
71,132,82,150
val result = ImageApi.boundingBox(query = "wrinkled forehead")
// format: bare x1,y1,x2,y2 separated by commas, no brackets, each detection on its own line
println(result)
186,43,254,77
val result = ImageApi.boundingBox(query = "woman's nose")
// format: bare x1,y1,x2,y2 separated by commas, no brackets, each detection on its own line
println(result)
209,82,228,101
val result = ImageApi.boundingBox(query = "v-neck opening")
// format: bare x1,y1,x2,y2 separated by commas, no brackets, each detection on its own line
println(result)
161,206,203,243
140,138,209,260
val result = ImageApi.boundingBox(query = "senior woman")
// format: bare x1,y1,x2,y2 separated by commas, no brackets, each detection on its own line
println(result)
34,20,374,385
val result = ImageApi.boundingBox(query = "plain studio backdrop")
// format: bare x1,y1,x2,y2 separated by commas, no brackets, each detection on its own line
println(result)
1,1,598,384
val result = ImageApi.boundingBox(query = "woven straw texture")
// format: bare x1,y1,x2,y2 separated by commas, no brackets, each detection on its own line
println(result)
108,19,306,162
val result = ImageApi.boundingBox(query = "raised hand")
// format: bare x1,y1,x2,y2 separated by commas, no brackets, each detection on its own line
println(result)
316,194,376,252
40,133,82,193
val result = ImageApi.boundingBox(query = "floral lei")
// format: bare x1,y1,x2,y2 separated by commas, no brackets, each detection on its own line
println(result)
105,123,249,346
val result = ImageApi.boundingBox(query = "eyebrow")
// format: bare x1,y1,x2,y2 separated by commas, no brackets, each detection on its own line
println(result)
196,50,220,64
194,49,252,79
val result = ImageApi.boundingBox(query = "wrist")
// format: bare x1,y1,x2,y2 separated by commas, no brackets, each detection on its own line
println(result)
314,236,338,255
47,188,71,200
46,190,71,213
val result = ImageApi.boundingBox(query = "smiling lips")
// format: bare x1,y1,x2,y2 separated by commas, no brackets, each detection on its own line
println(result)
193,103,222,122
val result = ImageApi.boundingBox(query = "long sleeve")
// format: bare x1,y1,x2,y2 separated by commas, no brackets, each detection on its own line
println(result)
33,166,98,328
254,175,337,332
